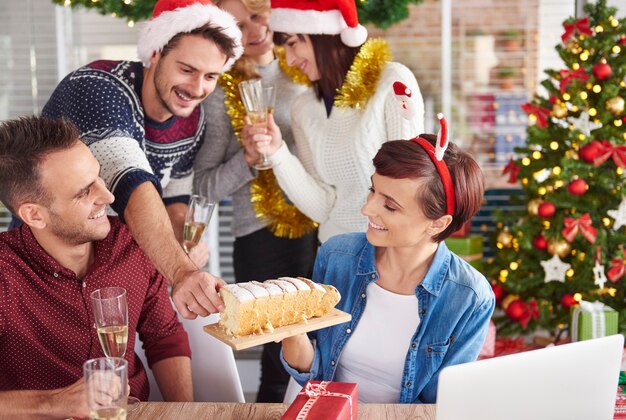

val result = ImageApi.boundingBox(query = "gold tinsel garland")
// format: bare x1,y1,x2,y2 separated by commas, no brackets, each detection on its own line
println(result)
334,38,392,109
219,48,318,239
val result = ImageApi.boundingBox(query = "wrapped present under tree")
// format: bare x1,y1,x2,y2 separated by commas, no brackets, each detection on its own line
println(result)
570,300,619,341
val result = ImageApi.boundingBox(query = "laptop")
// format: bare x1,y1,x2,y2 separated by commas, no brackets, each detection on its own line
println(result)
436,334,624,420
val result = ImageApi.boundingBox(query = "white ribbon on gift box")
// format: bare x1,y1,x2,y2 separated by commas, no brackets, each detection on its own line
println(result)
571,300,613,341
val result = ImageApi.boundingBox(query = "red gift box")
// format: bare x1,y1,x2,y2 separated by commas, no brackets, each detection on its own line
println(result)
281,381,358,420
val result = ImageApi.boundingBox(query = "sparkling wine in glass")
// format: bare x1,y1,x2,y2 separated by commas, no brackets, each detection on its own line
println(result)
91,287,128,358
90,288,139,411
84,357,128,420
239,79,275,170
183,195,216,254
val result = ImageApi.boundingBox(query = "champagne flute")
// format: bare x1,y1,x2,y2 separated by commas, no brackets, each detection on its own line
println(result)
239,79,274,170
91,287,139,411
183,194,216,254
84,357,128,420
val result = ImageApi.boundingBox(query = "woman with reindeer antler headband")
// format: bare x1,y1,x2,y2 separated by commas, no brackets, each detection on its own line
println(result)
279,105,495,404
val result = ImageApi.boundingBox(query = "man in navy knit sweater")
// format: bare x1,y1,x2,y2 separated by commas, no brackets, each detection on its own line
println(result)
40,0,243,319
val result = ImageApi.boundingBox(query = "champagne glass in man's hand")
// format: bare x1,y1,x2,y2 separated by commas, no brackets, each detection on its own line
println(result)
183,195,216,254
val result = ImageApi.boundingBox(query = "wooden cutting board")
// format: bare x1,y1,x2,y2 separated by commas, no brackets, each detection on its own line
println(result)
203,308,351,351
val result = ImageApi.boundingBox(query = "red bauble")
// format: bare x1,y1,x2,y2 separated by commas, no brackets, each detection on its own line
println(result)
560,294,577,308
579,141,604,163
491,282,506,303
567,178,588,195
538,201,556,218
592,62,612,81
533,234,548,250
506,300,525,321
620,36,626,46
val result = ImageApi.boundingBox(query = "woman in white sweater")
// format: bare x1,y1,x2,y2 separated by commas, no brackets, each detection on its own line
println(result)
243,0,425,243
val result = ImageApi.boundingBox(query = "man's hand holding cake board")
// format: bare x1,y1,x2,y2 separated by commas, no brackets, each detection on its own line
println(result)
203,277,351,351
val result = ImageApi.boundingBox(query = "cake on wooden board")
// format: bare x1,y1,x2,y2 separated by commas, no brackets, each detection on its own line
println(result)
218,277,341,337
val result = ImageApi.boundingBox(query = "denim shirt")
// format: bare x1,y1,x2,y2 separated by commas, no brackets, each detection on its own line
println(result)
281,232,495,403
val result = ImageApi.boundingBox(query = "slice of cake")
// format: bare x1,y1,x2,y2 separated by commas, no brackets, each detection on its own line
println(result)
252,280,284,329
279,277,313,321
297,277,327,317
218,284,255,337
238,282,271,333
266,279,299,325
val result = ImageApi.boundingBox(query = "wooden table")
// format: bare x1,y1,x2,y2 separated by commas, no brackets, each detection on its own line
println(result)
127,402,437,419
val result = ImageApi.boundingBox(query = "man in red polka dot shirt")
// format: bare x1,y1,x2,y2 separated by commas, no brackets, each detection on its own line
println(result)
0,116,193,418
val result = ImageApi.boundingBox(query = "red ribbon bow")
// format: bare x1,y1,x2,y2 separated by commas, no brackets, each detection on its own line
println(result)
561,17,593,42
502,158,520,184
562,213,597,244
519,299,539,329
296,381,353,420
521,103,551,127
591,140,626,168
559,68,589,93
608,251,626,283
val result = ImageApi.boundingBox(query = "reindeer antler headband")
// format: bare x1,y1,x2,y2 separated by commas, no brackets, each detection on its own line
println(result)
392,82,455,215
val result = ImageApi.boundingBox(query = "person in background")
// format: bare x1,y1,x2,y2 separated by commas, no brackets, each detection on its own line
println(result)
37,0,243,319
0,116,192,418
194,0,317,403
242,0,424,243
280,118,495,403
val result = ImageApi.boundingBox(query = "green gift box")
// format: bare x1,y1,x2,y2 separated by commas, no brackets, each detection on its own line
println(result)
570,301,619,342
445,234,483,272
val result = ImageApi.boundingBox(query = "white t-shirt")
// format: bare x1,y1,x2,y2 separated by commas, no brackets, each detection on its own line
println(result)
334,282,420,403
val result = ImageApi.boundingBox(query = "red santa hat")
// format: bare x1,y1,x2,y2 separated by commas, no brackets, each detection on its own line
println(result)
137,0,243,71
270,0,368,47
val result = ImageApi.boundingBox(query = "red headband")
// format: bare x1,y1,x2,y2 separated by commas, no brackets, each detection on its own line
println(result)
410,114,455,216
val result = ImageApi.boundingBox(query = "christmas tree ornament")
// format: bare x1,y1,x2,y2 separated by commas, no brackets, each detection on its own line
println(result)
568,110,603,137
533,168,552,183
502,158,520,183
528,198,544,216
552,103,568,118
497,229,514,248
606,96,625,115
587,140,626,168
562,213,597,243
579,140,605,163
533,234,548,250
541,254,571,283
506,300,525,321
501,294,520,311
538,201,556,218
521,103,551,127
567,178,588,195
393,81,417,120
593,248,608,290
559,67,589,93
607,197,626,230
561,17,593,43
491,282,506,303
560,294,577,308
519,299,539,328
592,61,612,81
547,238,571,258
608,250,625,282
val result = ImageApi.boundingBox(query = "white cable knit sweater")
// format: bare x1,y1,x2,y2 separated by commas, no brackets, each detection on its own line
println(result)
271,62,424,243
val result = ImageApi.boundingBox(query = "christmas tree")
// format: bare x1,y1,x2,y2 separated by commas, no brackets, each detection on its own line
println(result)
51,0,424,29
489,0,626,337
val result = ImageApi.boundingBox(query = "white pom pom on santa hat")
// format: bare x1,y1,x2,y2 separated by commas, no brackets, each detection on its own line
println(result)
270,0,368,47
137,0,243,71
